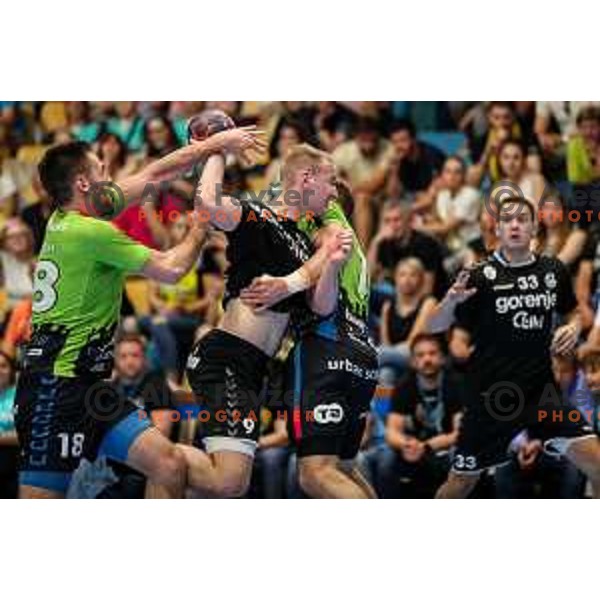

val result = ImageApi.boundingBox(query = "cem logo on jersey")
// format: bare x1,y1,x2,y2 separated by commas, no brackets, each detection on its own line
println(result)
313,403,344,425
494,273,557,330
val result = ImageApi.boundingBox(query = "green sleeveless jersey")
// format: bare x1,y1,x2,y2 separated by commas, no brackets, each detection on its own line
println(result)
297,201,373,351
25,210,151,378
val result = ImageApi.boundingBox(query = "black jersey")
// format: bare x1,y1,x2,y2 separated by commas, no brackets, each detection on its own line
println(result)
222,200,314,314
455,251,577,393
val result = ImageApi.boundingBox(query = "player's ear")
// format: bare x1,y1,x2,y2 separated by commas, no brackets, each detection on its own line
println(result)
75,174,90,194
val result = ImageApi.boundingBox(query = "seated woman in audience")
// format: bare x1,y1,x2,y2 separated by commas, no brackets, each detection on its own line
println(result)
414,156,481,271
0,218,34,321
533,192,587,268
462,208,499,266
490,138,546,202
113,116,184,249
378,257,437,385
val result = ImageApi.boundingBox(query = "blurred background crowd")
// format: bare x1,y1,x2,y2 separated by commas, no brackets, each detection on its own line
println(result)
2,100,600,499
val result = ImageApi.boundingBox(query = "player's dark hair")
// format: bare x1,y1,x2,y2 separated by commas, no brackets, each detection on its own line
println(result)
390,118,416,139
0,350,16,386
37,141,92,210
409,333,445,355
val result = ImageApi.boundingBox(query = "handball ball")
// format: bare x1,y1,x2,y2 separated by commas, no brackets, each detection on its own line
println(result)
187,109,235,142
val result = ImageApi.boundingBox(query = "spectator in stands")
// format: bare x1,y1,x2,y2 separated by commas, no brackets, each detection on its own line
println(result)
414,156,481,270
313,101,356,152
95,334,175,499
333,117,392,245
1,297,31,359
142,213,221,380
367,199,447,298
447,325,473,374
265,121,306,185
0,218,34,312
378,258,437,385
20,173,52,254
463,207,498,265
142,115,180,161
468,102,534,185
566,107,600,226
97,132,139,181
489,138,546,203
385,119,446,201
496,354,586,499
383,334,464,498
0,350,17,498
534,192,587,268
113,116,185,249
575,223,600,331
107,101,145,152
65,101,101,144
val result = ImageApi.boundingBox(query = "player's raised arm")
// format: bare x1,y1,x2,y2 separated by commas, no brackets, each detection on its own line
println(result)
195,153,241,232
426,270,478,334
141,217,209,284
116,127,266,203
308,230,353,316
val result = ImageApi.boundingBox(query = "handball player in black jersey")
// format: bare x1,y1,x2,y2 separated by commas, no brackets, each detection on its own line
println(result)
428,195,600,499
180,147,352,498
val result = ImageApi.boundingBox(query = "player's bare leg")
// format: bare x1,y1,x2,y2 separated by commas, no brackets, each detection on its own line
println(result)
435,472,480,499
565,435,600,498
340,460,378,498
297,455,374,499
179,445,254,498
126,428,187,499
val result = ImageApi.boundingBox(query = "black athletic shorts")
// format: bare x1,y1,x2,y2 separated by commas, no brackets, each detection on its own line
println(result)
186,329,269,457
286,333,378,460
452,380,596,474
14,371,152,494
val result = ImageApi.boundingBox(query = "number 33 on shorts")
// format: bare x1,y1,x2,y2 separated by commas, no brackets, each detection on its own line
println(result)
453,454,478,471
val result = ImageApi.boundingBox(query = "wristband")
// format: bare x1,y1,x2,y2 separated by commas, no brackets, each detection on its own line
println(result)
282,268,311,295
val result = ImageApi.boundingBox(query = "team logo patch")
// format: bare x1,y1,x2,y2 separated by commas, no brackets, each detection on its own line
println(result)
545,272,557,289
483,265,497,281
313,403,344,424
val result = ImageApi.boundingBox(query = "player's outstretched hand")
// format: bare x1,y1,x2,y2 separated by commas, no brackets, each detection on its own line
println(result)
551,323,579,356
240,275,287,312
201,126,268,156
444,270,477,305
326,230,353,266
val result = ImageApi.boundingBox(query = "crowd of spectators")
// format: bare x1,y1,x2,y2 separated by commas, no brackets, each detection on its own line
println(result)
2,100,600,498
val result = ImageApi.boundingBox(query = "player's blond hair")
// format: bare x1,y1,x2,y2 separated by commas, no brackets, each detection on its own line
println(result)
281,143,333,186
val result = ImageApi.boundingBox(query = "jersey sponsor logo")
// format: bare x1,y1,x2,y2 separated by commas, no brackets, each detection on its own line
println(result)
483,265,497,281
313,403,344,424
495,291,557,315
326,357,378,380
545,272,557,289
